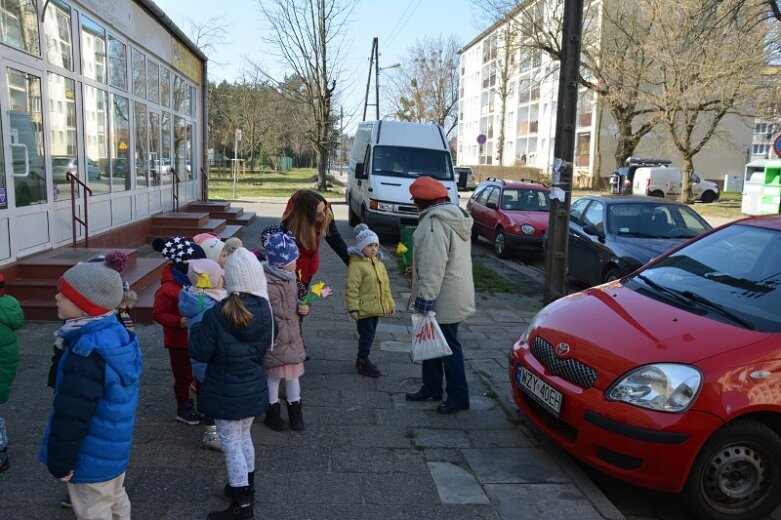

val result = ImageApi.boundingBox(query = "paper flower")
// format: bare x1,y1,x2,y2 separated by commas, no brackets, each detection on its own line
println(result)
302,281,332,305
396,242,408,255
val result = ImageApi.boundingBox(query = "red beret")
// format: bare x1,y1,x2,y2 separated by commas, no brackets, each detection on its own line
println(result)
409,176,449,201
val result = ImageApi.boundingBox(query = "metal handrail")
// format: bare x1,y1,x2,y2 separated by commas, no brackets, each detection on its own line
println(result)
171,168,180,212
200,166,208,201
66,171,93,248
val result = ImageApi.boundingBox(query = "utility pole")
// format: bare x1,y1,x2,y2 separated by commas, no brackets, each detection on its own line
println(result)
363,38,377,121
543,0,584,305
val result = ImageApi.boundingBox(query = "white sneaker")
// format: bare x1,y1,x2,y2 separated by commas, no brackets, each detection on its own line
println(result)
201,425,222,451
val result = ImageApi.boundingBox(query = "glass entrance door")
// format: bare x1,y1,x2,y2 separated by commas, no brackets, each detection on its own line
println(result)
7,67,46,207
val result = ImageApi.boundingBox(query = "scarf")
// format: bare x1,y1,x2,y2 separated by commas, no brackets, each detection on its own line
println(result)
54,311,115,350
264,263,297,282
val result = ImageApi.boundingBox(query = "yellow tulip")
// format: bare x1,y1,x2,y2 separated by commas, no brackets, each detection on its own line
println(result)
310,281,326,297
396,242,409,255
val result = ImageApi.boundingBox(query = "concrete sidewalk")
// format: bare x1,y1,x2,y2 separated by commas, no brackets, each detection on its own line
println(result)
0,214,622,519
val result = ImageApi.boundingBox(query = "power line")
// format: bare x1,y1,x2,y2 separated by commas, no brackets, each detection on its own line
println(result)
386,0,422,49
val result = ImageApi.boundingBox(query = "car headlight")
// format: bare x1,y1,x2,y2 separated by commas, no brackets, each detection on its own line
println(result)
521,224,535,235
515,310,543,350
376,201,393,212
607,364,701,413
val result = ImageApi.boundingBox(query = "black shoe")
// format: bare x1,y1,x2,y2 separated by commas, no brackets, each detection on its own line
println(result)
436,400,470,414
263,402,287,431
356,357,381,378
60,493,72,508
287,400,305,431
176,399,202,425
405,390,443,402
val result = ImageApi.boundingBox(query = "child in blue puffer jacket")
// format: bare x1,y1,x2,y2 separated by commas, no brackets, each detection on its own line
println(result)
179,258,227,451
40,252,143,520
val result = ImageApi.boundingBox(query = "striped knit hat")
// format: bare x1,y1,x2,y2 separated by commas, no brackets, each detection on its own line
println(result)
57,251,128,315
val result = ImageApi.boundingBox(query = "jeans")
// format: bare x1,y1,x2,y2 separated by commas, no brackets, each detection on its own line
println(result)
356,317,379,359
419,322,468,405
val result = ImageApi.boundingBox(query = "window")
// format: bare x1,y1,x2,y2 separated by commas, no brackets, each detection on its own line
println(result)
160,67,170,107
83,85,109,194
173,75,185,112
476,186,493,205
132,48,145,98
135,102,148,187
583,201,604,232
576,133,591,167
44,0,72,70
108,36,127,89
147,61,159,103
149,112,160,186
1,0,39,55
161,111,171,183
570,198,589,222
486,186,500,207
47,72,78,201
8,69,46,207
81,16,106,83
111,95,129,190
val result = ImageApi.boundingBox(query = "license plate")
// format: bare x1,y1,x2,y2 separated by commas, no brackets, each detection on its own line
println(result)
517,365,563,416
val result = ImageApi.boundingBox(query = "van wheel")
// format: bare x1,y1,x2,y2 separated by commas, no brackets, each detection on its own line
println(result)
649,190,664,198
682,420,781,520
495,230,510,258
700,191,716,203
348,199,360,227
471,226,479,242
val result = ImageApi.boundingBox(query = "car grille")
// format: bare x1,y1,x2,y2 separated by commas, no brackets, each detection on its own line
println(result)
397,204,418,214
531,336,597,389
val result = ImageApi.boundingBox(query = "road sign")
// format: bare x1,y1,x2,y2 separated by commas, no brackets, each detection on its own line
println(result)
774,133,781,157
118,141,128,150
476,134,486,145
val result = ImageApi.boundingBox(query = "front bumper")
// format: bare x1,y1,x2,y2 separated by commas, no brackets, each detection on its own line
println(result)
504,233,544,251
508,341,722,493
364,209,419,232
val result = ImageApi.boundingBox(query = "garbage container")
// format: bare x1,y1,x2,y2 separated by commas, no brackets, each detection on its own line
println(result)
399,226,415,269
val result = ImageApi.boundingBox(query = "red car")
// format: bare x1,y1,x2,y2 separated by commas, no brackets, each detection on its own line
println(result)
509,215,781,520
466,178,550,257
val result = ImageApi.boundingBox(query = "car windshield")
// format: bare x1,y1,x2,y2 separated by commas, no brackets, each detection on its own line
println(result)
501,188,550,211
630,223,781,332
372,145,454,180
608,203,710,238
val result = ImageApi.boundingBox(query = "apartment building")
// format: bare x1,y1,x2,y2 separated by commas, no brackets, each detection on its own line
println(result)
456,0,753,187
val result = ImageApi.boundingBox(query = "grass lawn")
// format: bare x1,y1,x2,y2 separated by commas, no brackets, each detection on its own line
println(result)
208,167,345,199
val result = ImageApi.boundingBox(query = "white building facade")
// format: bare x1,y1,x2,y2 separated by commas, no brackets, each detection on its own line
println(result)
457,0,753,187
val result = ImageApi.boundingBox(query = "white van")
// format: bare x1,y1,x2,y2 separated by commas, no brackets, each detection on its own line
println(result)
346,120,458,230
632,166,720,203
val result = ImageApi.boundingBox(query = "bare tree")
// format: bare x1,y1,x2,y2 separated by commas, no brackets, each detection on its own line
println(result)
642,0,773,201
388,35,461,137
185,16,230,56
257,0,355,190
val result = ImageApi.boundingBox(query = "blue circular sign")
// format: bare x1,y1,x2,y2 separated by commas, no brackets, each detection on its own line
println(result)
774,133,781,158
476,134,486,145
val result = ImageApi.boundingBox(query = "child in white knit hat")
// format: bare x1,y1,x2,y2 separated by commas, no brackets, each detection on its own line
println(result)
189,248,273,519
346,224,395,377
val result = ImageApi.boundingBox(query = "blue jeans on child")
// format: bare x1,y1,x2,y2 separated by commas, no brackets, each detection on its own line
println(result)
357,317,379,359
419,322,469,405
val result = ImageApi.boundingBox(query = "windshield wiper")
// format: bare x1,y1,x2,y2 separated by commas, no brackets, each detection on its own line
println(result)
678,290,756,330
636,275,694,307
620,231,668,239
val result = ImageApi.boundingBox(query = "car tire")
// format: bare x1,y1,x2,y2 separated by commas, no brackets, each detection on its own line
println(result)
495,229,510,258
471,225,479,242
649,190,664,198
682,420,781,520
700,191,716,203
602,266,621,283
348,198,360,227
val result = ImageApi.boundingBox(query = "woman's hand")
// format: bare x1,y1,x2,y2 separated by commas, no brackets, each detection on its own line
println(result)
387,309,396,316
350,311,358,321
298,304,310,317
59,470,74,483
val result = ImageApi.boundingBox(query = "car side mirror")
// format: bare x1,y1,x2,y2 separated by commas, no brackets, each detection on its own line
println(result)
486,201,498,210
583,224,604,238
355,162,366,179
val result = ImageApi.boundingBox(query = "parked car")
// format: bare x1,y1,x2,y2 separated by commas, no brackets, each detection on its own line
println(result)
455,166,477,191
632,166,720,203
51,156,101,183
563,195,711,285
509,214,781,520
467,177,550,258
609,156,671,194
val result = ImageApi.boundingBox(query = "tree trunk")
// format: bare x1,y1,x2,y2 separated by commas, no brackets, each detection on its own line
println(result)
680,155,694,204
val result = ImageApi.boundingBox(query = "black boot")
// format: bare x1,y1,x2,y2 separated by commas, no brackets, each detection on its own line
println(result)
263,402,286,431
287,400,305,431
224,471,254,501
209,485,253,519
356,357,381,378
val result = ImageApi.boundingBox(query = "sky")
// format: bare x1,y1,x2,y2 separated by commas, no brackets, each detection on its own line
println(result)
152,0,485,132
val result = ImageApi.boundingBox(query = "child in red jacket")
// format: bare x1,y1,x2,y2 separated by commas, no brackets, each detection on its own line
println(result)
152,236,206,425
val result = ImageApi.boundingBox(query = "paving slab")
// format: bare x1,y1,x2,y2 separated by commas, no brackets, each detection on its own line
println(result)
463,447,570,484
428,461,491,504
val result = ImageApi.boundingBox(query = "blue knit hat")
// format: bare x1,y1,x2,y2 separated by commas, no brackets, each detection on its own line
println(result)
265,231,299,268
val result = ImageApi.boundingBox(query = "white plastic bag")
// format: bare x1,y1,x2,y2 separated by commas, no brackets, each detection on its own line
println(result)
410,312,452,362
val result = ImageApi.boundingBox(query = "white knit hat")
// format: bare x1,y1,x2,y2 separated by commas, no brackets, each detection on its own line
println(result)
201,237,226,263
354,223,379,252
224,247,268,299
